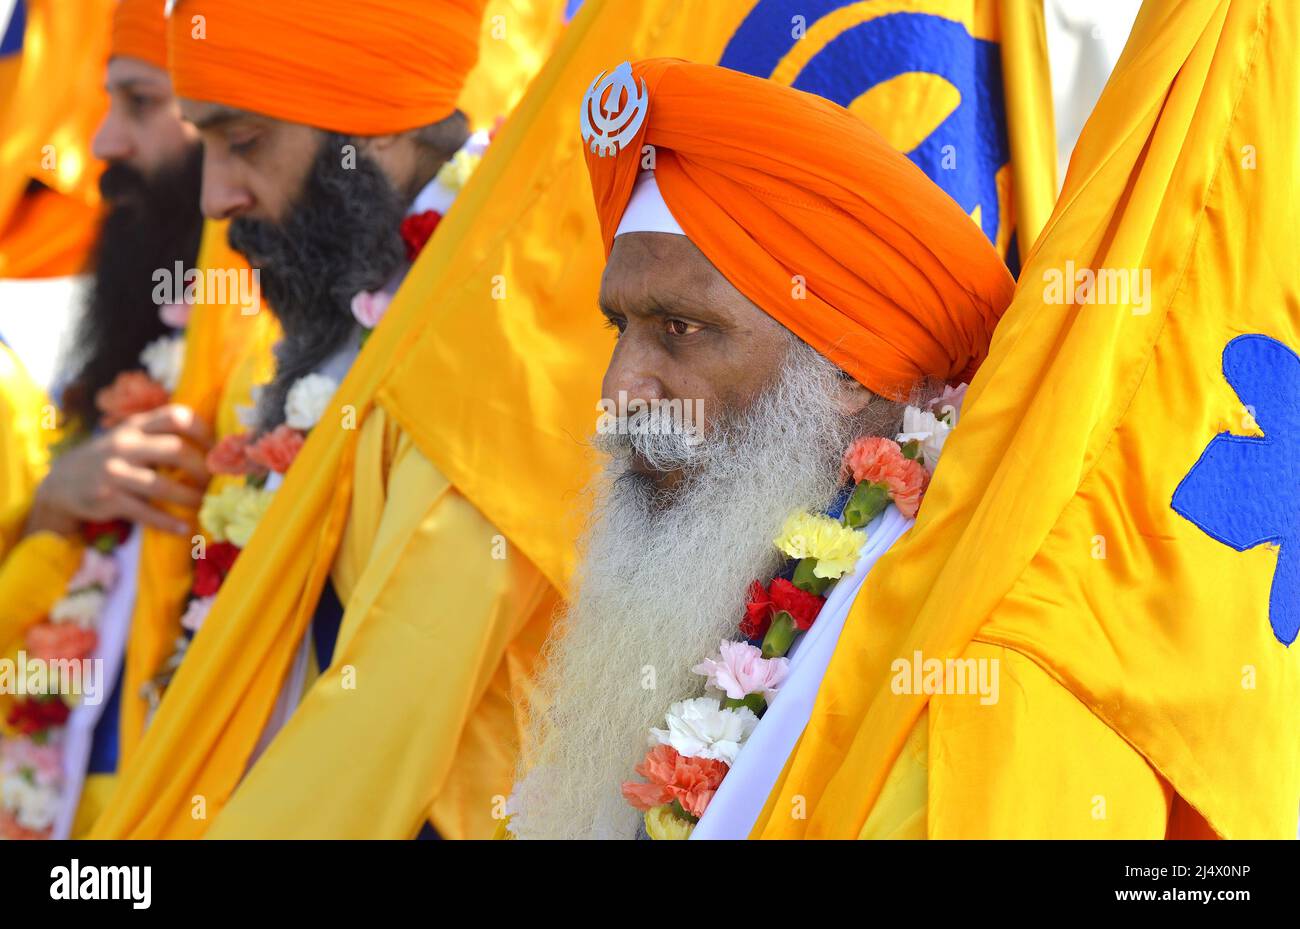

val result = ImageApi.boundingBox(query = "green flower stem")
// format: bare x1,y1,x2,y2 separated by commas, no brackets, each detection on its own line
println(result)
761,610,798,658
843,480,890,529
791,557,832,595
722,692,768,716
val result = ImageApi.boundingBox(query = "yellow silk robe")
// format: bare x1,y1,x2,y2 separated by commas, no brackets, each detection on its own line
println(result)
206,409,559,840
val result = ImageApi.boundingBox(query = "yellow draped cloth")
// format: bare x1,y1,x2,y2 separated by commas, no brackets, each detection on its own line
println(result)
755,0,1300,839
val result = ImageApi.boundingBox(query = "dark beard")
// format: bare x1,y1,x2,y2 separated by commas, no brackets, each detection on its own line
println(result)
228,133,408,433
60,145,205,433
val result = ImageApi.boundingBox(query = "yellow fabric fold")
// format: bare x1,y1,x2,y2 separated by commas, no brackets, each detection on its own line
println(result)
755,0,1300,839
206,409,556,839
118,221,278,764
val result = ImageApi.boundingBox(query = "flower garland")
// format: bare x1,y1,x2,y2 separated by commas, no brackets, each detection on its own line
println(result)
141,140,488,709
0,305,188,839
620,385,967,839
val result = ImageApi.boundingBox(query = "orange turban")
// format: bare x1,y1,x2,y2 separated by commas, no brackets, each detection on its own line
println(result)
583,59,1016,398
166,0,488,135
111,0,168,71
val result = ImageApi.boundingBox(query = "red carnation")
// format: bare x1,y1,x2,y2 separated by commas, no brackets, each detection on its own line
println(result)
82,519,131,549
193,541,241,597
400,210,442,262
769,577,826,630
740,580,773,640
6,696,71,736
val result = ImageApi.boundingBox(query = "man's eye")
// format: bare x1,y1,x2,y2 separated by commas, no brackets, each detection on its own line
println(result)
665,318,700,336
603,316,626,337
229,135,259,156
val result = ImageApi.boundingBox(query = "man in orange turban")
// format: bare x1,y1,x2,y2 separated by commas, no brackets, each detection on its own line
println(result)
91,0,567,840
507,59,1014,839
0,0,259,840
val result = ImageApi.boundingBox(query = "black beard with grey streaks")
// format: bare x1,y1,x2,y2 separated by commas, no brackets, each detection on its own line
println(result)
228,132,408,433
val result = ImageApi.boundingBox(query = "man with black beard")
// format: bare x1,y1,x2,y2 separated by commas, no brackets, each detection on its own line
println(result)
0,0,251,840
25,37,210,538
92,0,566,841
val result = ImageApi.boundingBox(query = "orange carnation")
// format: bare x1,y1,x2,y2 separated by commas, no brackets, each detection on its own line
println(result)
95,371,169,427
245,425,306,475
842,436,930,518
621,744,729,818
206,433,259,477
26,623,98,662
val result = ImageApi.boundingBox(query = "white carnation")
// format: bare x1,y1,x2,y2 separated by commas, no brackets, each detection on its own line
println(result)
895,405,951,472
1,774,60,831
283,373,337,430
50,588,106,629
139,334,186,392
649,696,758,766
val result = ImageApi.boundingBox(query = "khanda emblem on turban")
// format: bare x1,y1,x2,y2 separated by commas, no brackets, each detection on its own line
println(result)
581,61,649,158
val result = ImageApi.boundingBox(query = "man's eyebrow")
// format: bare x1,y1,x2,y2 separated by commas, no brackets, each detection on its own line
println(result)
190,106,256,131
598,294,687,318
105,78,165,95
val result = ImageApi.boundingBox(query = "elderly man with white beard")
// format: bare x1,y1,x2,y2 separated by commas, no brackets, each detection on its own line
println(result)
506,59,1016,840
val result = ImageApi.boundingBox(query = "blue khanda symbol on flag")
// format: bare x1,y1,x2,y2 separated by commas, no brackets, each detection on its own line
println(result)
1172,335,1300,646
720,0,1011,262
1,0,26,58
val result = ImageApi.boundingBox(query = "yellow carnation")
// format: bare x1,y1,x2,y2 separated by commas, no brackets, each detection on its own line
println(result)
435,149,481,193
644,805,694,840
199,483,274,547
773,511,867,579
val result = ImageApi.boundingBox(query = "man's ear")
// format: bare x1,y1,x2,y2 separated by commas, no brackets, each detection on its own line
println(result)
834,374,876,418
360,132,403,154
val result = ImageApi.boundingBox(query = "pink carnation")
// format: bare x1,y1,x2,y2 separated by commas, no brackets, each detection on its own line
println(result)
67,549,118,592
692,640,790,702
841,436,930,518
350,290,393,330
159,302,192,329
245,425,305,475
0,736,63,782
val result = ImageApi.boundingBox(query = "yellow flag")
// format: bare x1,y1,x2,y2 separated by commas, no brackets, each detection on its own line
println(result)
0,0,113,278
757,0,1300,839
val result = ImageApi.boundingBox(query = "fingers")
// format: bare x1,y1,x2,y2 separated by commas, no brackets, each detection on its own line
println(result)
108,460,205,510
136,404,214,450
124,432,211,485
105,492,192,536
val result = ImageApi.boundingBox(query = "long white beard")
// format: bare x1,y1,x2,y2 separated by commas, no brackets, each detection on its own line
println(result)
509,341,899,839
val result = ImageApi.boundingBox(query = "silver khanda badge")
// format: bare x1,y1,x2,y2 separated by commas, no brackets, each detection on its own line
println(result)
580,62,649,158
